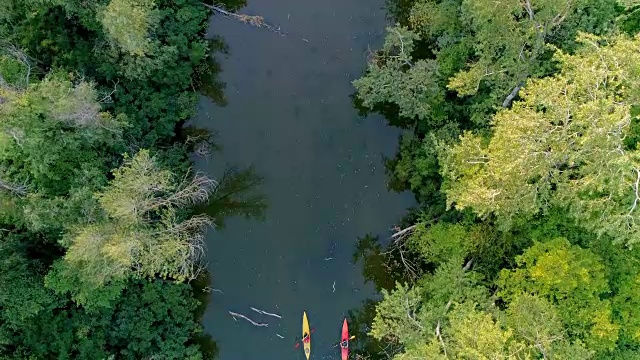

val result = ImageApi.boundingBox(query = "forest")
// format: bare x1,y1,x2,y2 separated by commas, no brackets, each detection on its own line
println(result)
3,0,640,359
351,0,640,359
0,0,246,358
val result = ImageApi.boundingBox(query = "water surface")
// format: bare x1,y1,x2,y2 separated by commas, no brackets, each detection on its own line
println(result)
193,1,413,358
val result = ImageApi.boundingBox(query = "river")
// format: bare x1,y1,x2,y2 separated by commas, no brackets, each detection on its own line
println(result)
191,1,414,359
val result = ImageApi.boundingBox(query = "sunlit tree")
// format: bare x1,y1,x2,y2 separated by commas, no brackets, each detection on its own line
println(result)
441,34,640,245
48,150,217,304
100,0,157,56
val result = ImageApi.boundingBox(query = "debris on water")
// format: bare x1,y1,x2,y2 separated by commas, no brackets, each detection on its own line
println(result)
250,306,283,319
332,281,336,293
276,333,285,339
324,257,333,261
229,311,268,327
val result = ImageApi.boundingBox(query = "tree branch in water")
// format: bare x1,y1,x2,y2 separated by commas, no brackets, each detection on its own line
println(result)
229,311,269,327
202,3,285,35
250,306,283,319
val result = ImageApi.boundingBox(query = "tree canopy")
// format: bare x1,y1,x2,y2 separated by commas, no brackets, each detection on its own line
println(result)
0,0,231,357
352,0,640,359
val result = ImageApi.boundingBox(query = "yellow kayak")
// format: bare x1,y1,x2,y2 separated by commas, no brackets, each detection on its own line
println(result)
302,311,311,359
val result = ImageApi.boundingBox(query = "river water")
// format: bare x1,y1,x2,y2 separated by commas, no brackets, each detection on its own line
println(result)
192,1,413,359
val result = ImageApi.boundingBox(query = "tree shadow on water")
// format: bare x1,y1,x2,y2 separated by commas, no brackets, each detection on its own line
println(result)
345,234,418,359
186,167,266,359
196,165,268,229
192,271,220,360
179,124,268,227
196,0,248,106
194,37,230,107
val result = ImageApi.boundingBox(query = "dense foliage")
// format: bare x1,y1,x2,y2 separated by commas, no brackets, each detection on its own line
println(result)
0,0,233,358
354,0,640,358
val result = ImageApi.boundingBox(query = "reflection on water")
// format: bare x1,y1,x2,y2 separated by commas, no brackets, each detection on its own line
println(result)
347,299,399,360
192,272,220,360
198,165,268,228
353,234,405,292
194,37,230,107
347,230,425,359
194,0,249,107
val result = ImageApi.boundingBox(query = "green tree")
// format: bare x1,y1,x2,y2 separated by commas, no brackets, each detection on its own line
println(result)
0,0,220,358
0,72,125,232
354,0,621,129
441,34,640,245
47,150,216,304
100,0,157,56
498,238,619,352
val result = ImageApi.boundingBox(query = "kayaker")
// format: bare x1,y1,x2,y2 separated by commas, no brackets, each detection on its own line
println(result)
302,332,310,343
340,340,348,348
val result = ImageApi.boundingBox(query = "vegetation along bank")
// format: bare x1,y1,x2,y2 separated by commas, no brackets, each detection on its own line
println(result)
351,1,640,359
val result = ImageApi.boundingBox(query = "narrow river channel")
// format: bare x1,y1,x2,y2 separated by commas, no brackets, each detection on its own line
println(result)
191,1,414,359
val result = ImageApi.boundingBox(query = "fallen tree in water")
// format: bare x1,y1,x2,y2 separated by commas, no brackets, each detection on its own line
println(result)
203,3,284,35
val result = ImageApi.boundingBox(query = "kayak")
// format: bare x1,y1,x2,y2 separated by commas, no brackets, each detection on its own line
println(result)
341,318,349,360
302,311,311,360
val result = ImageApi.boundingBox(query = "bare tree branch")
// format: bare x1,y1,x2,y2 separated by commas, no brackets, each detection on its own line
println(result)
503,82,525,108
1,43,32,88
250,306,283,319
391,224,417,243
629,168,640,216
436,321,448,358
229,311,269,327
202,3,285,35
0,177,28,196
523,0,535,20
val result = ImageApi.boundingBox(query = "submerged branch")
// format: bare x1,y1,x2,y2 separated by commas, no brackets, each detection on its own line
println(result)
229,311,269,327
203,3,285,35
250,306,283,319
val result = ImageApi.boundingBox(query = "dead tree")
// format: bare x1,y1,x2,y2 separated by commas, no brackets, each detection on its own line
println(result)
202,3,284,35
0,177,28,196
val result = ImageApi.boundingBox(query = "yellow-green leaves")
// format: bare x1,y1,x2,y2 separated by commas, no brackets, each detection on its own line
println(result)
446,303,521,360
1,72,123,132
100,0,157,56
442,35,640,245
446,0,574,97
498,238,619,352
97,150,173,223
60,150,216,291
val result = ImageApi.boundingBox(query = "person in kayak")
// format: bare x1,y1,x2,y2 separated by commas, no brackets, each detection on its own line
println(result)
340,340,348,348
302,332,310,343
294,328,315,349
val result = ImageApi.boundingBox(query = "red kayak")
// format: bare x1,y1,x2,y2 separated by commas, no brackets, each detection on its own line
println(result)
341,318,349,360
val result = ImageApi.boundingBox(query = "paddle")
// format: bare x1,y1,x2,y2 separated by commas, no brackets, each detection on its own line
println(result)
333,335,356,348
293,328,316,349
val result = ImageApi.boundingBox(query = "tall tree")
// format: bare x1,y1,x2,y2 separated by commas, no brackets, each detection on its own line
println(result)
46,150,216,305
441,34,640,245
100,0,158,56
